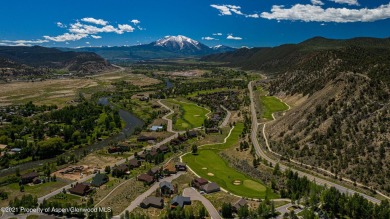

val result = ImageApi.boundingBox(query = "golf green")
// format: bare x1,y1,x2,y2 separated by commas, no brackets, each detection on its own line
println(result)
260,96,289,120
183,124,278,199
168,99,209,130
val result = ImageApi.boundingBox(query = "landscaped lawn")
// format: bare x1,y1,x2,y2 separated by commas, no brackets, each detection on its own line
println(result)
167,99,209,130
183,123,278,199
260,96,289,120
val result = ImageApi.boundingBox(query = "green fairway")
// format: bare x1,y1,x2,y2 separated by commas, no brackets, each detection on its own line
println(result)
260,96,289,120
168,99,209,130
183,123,278,199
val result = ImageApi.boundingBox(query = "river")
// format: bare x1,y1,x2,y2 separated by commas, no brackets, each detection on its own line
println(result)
0,98,144,177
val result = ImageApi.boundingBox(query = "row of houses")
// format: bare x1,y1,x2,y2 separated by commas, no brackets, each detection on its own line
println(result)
137,162,187,185
140,194,192,209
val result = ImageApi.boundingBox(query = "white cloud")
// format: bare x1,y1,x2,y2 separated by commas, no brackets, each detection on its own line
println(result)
56,22,66,28
202,36,218,41
246,14,260,18
118,24,135,33
311,0,324,6
212,33,223,36
81,17,108,26
227,34,242,40
91,35,102,39
330,0,359,6
210,4,243,16
43,33,88,42
131,19,141,25
0,39,49,44
260,3,390,23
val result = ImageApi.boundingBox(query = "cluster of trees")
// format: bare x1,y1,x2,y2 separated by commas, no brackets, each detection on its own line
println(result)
8,194,38,214
0,101,122,167
203,68,248,79
163,206,207,219
221,198,276,219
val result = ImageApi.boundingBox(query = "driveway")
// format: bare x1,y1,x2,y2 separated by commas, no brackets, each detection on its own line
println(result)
183,188,221,219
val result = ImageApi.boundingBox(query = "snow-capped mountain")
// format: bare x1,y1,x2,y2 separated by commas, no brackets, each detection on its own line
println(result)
69,35,236,61
150,35,211,54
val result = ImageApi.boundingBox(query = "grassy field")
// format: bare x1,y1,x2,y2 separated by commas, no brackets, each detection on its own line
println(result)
260,96,289,120
167,99,209,130
183,124,278,199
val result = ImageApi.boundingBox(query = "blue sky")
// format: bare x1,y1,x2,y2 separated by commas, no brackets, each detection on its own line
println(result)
0,0,389,48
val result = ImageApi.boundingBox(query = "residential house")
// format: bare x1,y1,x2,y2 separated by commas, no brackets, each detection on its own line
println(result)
140,196,164,209
69,183,92,196
187,130,198,138
137,173,155,185
114,164,130,175
159,181,175,196
91,173,109,187
163,162,177,175
192,178,208,189
201,182,220,194
148,166,160,177
175,162,187,171
21,172,39,184
232,198,248,212
32,177,41,184
128,158,141,169
137,136,157,142
158,144,169,153
171,195,191,208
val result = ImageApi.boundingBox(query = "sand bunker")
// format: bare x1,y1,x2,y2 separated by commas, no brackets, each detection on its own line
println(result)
233,180,241,185
202,167,207,170
207,173,214,176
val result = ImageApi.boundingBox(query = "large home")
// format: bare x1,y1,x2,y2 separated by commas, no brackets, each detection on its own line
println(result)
160,181,175,196
91,173,109,187
192,177,208,189
140,196,164,209
137,173,155,185
128,158,141,169
21,172,39,184
175,162,187,171
201,182,220,194
158,144,169,153
148,166,161,177
171,195,191,208
137,136,157,142
69,183,92,196
232,198,248,212
163,162,177,175
114,164,130,175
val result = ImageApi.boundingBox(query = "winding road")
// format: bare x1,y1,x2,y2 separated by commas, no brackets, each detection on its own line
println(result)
183,188,221,219
248,81,381,204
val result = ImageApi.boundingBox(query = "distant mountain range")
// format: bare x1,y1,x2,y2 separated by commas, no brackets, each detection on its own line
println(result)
0,46,113,77
202,36,390,74
64,35,235,61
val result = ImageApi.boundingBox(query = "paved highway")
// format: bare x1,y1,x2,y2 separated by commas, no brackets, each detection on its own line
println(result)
248,81,380,204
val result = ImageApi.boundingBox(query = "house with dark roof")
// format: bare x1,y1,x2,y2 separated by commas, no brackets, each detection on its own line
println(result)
171,195,191,208
140,196,164,209
148,166,160,177
187,130,198,138
114,163,129,174
69,183,92,196
232,198,248,212
137,136,157,142
175,162,187,171
32,177,41,184
21,172,39,184
160,181,175,196
192,177,208,189
158,144,169,153
137,173,155,185
201,182,220,194
128,158,141,169
91,173,109,187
